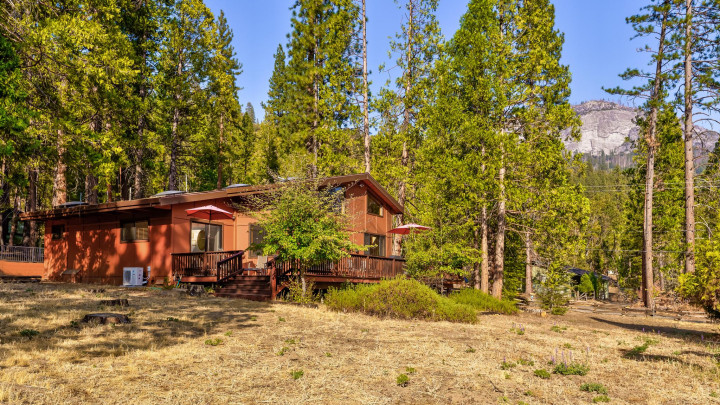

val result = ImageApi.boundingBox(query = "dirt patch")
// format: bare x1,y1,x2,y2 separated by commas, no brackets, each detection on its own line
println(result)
0,283,718,404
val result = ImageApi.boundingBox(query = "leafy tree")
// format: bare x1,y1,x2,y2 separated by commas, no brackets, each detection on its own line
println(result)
248,178,366,293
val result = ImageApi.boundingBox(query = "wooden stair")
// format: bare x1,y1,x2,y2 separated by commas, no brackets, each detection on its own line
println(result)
215,274,272,301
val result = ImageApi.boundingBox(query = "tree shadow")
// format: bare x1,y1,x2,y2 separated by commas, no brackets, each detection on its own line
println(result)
0,283,272,363
589,316,718,343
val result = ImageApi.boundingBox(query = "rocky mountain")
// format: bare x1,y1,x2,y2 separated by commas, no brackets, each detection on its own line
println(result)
563,100,719,169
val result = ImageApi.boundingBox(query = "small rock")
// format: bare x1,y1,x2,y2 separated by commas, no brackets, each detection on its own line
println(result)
82,313,130,324
99,299,129,307
187,285,205,297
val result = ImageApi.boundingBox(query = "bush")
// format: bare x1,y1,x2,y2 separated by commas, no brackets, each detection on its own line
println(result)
19,329,39,338
286,278,317,304
448,289,518,315
325,278,477,323
537,264,571,312
396,373,409,386
551,307,569,316
593,395,610,403
534,369,551,379
553,362,589,376
581,383,608,395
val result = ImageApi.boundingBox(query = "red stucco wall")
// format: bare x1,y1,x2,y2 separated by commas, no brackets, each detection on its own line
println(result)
42,182,399,285
0,261,44,277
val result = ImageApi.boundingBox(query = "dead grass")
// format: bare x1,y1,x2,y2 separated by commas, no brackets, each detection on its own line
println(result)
0,283,719,404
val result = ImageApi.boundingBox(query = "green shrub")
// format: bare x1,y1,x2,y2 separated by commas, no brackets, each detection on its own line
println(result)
627,338,658,356
500,360,516,370
396,373,409,386
291,370,303,380
581,383,608,395
19,329,39,338
551,307,569,316
578,274,595,294
553,362,589,376
534,369,551,379
448,289,518,315
325,278,478,323
551,325,567,333
592,395,610,403
287,278,317,304
204,338,222,346
405,367,416,374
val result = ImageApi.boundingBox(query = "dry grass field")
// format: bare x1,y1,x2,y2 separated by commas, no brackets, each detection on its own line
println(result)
0,283,719,404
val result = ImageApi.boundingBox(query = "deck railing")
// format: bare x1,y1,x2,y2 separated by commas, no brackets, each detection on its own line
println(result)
273,253,406,280
217,251,245,283
171,250,242,279
0,245,44,263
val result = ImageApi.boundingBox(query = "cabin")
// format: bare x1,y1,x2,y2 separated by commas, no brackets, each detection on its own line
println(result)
18,174,406,300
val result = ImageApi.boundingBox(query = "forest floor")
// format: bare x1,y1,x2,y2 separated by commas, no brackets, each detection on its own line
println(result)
0,283,719,404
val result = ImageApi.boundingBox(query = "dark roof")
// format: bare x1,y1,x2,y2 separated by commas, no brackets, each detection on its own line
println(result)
20,173,403,221
566,268,615,283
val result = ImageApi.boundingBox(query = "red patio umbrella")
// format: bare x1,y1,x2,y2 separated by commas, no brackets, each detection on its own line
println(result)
387,223,431,235
185,205,234,221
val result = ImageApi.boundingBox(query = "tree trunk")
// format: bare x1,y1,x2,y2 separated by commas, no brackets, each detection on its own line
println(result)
217,112,224,189
473,226,480,290
481,204,489,294
52,130,67,207
683,0,695,274
392,3,415,257
133,22,148,200
26,166,38,246
0,159,8,246
492,143,506,299
641,3,668,308
524,231,533,295
85,174,98,204
361,0,370,174
168,105,180,191
392,141,408,256
8,195,19,246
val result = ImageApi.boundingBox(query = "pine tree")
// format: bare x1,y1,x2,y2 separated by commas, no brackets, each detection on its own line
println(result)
207,10,242,189
373,0,441,258
156,0,215,191
606,0,673,308
282,0,363,177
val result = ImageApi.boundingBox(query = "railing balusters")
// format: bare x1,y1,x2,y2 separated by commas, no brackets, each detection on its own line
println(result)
0,245,44,263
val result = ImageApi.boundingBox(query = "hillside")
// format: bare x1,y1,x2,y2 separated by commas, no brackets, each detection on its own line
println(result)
564,100,719,169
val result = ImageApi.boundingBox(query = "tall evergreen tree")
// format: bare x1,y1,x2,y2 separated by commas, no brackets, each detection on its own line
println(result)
373,0,441,258
155,0,214,191
282,0,363,177
207,10,242,189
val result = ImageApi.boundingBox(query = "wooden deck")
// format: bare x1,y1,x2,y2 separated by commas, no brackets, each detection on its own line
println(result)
173,251,406,300
171,250,244,283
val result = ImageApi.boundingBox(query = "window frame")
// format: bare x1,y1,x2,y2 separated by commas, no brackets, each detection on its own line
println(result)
120,219,150,243
364,233,386,257
248,223,266,259
51,224,65,241
190,221,223,252
367,194,384,217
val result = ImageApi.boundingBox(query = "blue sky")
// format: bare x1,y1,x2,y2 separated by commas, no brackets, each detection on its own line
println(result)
205,0,648,119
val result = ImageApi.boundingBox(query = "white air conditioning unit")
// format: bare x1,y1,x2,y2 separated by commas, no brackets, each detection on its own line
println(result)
123,267,144,286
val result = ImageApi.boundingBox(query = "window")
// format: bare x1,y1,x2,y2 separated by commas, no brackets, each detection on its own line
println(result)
249,224,265,258
364,233,386,257
367,194,384,216
51,225,65,240
121,220,149,242
191,222,222,252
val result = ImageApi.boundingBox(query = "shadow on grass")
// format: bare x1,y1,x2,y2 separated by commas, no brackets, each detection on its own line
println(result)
589,316,717,343
0,284,271,362
620,349,706,370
